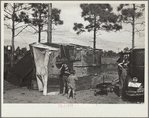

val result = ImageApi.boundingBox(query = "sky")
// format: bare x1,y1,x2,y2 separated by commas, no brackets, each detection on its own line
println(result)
3,2,146,52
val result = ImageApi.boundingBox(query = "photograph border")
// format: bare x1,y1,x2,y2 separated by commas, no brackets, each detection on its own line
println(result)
1,0,148,117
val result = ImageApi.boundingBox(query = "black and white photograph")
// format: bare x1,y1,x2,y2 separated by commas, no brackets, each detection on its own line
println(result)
1,1,148,117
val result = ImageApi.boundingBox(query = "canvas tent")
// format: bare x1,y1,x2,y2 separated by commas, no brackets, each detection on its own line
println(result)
30,42,79,95
5,42,76,89
30,43,60,94
5,42,101,95
5,51,34,87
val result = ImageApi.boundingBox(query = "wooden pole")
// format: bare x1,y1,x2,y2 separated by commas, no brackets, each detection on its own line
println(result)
38,3,41,43
93,14,96,64
11,3,15,67
132,4,135,49
47,3,52,43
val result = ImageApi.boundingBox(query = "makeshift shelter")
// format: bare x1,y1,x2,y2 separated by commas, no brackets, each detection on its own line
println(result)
5,51,34,86
29,42,76,95
5,42,102,95
30,43,59,93
73,49,102,77
5,43,75,89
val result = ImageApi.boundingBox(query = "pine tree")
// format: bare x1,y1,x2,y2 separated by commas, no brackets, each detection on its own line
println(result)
4,3,31,67
29,3,63,42
73,4,122,63
117,4,145,49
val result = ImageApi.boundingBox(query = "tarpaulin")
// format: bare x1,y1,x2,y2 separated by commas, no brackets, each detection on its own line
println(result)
31,44,60,92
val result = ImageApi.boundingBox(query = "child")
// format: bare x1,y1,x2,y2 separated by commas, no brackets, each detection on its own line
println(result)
67,69,78,99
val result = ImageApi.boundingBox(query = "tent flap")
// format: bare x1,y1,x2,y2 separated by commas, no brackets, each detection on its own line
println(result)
32,45,61,91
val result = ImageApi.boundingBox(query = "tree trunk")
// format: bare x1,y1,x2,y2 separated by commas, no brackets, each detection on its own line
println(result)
93,15,96,64
38,4,41,43
11,3,15,67
47,3,52,43
38,24,41,43
132,4,135,49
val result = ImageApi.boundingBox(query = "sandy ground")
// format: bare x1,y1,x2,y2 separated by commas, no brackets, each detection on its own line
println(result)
3,71,144,104
3,87,125,104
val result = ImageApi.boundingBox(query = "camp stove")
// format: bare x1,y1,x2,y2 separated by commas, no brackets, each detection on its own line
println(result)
94,75,113,96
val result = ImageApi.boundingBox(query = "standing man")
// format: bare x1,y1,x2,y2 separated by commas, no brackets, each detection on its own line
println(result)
117,52,123,98
59,62,70,95
117,53,129,98
59,63,65,94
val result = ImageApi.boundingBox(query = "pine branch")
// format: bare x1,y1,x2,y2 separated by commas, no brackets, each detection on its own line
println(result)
123,20,133,24
134,28,145,39
15,4,22,12
25,28,35,34
15,6,31,12
4,24,12,29
124,29,131,32
52,26,56,30
134,28,145,33
7,3,13,11
117,29,131,33
14,25,29,37
4,15,12,19
5,4,13,14
29,25,39,32
14,4,31,12
15,25,29,30
8,3,13,7
135,21,145,26
15,8,23,12
96,31,101,36
135,5,142,8
4,9,12,16
7,9,13,14
41,29,47,32
15,22,21,27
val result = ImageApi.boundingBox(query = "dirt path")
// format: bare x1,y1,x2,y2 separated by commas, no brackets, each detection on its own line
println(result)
3,71,143,104
4,87,129,104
